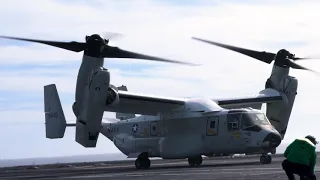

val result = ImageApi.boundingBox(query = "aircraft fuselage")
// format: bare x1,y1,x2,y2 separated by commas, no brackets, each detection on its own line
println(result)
100,108,281,160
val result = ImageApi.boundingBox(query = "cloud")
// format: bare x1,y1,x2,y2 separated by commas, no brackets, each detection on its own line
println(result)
0,0,320,160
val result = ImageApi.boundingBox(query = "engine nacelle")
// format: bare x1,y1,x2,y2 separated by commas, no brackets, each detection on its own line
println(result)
105,84,120,107
265,68,298,139
75,68,110,147
73,84,119,116
72,102,79,117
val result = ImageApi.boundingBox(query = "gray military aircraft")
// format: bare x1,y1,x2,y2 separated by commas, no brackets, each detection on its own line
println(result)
1,34,318,169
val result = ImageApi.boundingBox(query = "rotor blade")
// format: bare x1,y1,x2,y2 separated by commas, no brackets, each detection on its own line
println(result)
292,57,311,60
192,37,276,64
102,46,200,66
286,60,320,74
292,56,320,60
100,32,124,40
0,36,86,52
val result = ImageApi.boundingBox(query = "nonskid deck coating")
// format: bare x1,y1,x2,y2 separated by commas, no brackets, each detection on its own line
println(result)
1,156,319,180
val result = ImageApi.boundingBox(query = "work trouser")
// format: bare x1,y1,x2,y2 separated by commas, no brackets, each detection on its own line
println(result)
282,159,316,180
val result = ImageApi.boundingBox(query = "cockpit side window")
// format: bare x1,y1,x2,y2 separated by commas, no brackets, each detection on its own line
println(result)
227,113,241,131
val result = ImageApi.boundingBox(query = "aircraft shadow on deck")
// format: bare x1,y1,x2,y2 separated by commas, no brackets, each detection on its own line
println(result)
107,160,269,173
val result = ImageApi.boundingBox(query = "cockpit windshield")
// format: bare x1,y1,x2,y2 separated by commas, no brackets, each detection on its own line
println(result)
241,113,270,128
226,111,270,131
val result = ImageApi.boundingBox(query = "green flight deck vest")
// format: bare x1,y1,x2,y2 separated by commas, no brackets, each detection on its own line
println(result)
284,138,317,172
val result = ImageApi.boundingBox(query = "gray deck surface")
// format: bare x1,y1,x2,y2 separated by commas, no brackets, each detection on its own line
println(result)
1,155,319,179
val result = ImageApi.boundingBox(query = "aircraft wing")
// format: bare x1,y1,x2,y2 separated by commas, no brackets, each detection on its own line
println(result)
105,90,187,115
212,88,283,109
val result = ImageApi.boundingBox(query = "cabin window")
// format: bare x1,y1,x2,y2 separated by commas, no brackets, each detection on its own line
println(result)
228,122,240,131
210,121,216,128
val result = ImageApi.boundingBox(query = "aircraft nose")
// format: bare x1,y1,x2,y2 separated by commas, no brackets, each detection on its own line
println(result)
262,132,282,148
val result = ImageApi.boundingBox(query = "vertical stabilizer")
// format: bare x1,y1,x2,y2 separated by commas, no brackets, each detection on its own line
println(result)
44,84,67,138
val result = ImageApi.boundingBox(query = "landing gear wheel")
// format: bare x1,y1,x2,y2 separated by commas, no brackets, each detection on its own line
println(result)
188,158,195,166
135,157,151,169
143,158,151,169
260,155,272,164
135,158,142,169
188,156,203,167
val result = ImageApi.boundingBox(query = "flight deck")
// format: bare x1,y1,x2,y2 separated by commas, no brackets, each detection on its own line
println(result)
1,154,319,180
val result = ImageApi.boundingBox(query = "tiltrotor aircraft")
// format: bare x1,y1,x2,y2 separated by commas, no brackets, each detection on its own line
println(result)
1,34,318,170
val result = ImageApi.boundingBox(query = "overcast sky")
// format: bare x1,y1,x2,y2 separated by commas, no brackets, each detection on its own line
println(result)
0,0,319,159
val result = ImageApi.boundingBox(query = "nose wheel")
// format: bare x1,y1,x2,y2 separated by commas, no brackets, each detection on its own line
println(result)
188,155,203,166
260,154,272,164
135,157,151,169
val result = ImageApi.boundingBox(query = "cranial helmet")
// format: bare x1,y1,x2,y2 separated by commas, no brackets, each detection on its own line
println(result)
305,135,318,145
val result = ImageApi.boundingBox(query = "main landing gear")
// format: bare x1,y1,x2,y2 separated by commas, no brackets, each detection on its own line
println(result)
188,155,203,166
135,156,151,169
260,154,272,164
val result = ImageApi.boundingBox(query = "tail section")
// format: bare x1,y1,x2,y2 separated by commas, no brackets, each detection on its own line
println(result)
264,65,298,139
44,84,67,138
116,85,136,120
